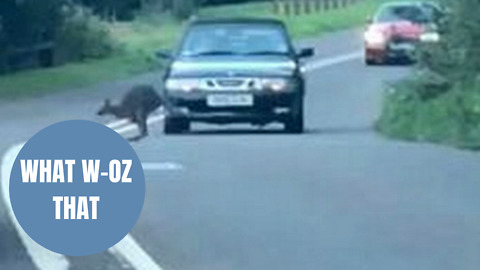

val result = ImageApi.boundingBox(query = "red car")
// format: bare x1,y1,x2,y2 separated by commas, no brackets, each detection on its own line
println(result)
364,1,442,65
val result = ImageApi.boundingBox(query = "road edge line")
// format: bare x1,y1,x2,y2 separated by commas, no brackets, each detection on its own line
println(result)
1,143,70,270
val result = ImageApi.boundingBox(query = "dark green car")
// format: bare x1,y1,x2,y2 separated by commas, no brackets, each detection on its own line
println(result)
157,18,314,134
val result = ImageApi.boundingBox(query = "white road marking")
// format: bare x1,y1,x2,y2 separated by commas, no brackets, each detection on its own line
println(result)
109,234,164,270
142,162,184,171
1,145,70,270
0,50,362,270
114,114,165,135
304,51,363,72
106,119,130,130
105,108,165,132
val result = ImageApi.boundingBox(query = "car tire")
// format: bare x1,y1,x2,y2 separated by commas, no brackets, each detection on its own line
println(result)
365,59,374,66
365,49,388,66
284,97,304,134
365,57,376,66
164,117,190,134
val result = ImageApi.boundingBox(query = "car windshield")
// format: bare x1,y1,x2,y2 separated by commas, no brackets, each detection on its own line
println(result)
179,23,290,57
375,4,430,23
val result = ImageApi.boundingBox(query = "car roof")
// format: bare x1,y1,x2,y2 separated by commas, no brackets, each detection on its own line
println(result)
378,1,435,9
189,18,286,26
374,1,439,19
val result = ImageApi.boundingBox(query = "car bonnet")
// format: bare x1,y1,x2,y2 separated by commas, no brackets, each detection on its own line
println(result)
169,55,297,78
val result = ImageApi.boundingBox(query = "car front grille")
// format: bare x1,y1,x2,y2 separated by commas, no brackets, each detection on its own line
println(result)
202,78,259,91
391,35,417,44
216,79,244,87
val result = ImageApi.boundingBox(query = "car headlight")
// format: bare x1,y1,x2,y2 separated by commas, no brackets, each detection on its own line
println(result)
165,79,201,92
260,78,289,92
364,31,387,46
420,32,440,43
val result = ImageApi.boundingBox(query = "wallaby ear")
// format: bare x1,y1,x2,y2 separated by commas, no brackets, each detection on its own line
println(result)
104,99,111,106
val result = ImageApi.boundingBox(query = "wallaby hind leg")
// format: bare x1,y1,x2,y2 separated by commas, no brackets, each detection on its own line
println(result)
138,116,148,137
128,109,148,142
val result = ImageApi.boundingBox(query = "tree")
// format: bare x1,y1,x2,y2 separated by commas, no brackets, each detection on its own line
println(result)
73,0,141,20
172,0,199,19
0,0,65,47
420,0,480,82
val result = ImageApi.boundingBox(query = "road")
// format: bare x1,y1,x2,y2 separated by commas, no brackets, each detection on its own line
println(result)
1,29,480,270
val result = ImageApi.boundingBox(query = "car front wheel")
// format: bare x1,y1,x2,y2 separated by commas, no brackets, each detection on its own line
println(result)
365,57,377,66
284,97,304,134
364,49,387,65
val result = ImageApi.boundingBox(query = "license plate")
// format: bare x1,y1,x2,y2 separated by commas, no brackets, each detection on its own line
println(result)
207,94,254,107
390,43,415,51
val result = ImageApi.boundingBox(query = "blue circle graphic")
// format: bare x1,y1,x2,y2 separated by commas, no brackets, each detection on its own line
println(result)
9,120,145,256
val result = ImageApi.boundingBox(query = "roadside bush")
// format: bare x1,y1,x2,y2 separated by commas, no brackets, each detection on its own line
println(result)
407,68,450,100
55,6,117,63
377,79,480,146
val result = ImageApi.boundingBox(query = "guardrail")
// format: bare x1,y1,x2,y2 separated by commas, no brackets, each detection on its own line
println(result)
272,0,363,16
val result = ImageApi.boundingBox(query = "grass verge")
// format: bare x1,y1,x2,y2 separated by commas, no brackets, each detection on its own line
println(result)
376,79,480,150
0,0,389,100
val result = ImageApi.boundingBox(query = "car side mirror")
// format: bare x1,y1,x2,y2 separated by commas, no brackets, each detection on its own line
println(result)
155,49,173,60
297,48,314,59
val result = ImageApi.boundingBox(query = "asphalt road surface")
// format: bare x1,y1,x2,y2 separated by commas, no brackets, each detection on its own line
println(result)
1,29,480,270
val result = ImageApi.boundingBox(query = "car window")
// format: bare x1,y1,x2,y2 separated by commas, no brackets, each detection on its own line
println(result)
420,3,443,22
180,24,290,57
375,4,429,23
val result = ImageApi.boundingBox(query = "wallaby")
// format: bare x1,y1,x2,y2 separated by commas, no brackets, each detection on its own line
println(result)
97,85,163,141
